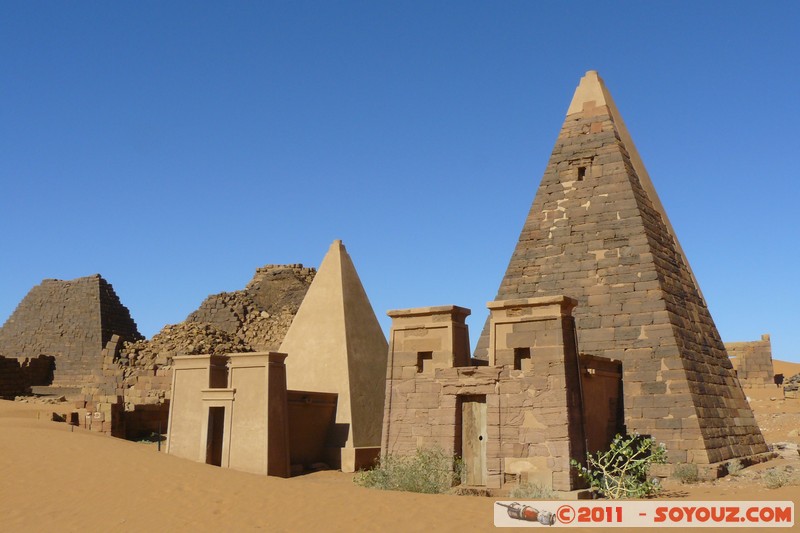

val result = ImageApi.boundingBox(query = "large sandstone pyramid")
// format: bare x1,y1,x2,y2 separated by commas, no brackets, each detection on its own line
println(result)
474,71,767,465
0,274,142,387
279,240,388,470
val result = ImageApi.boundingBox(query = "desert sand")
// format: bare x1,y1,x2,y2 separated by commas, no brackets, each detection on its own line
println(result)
1,361,799,532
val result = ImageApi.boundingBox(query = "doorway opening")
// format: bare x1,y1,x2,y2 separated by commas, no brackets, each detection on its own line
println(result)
460,395,487,486
205,407,225,466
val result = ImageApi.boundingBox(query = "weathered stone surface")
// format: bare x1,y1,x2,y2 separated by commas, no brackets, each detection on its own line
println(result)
0,354,54,398
80,264,315,439
473,71,767,464
122,322,252,370
187,264,315,351
382,297,618,492
726,334,775,387
0,274,141,387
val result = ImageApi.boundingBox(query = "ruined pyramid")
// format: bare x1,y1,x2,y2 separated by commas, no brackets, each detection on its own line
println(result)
0,274,142,388
474,71,767,465
279,240,388,471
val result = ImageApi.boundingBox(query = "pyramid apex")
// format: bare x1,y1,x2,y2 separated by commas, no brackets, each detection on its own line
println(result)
330,239,345,251
567,70,610,115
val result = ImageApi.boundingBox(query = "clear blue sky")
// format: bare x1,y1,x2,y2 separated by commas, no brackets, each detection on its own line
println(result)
2,2,798,362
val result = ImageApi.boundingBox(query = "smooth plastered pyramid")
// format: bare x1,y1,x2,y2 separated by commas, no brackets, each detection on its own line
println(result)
474,71,767,464
279,240,388,469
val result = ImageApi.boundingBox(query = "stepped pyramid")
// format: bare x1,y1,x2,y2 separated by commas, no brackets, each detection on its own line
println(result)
474,71,767,465
0,274,142,387
279,240,388,471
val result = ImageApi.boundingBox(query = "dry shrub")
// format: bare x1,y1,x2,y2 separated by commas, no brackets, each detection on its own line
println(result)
762,467,793,489
354,447,462,494
509,482,558,500
726,459,744,476
672,463,700,484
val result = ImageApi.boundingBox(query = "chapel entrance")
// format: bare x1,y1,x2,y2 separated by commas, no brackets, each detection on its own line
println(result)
461,395,487,485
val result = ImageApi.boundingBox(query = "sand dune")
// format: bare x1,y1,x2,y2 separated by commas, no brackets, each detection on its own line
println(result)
773,359,800,378
0,400,494,532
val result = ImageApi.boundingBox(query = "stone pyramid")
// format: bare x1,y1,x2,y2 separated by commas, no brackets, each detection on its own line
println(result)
474,71,767,465
279,240,388,468
0,274,142,387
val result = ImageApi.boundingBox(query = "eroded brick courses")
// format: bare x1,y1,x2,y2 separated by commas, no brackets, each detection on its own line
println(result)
186,264,315,351
726,334,775,387
79,264,315,439
473,71,767,465
382,298,595,491
0,356,29,398
0,275,141,388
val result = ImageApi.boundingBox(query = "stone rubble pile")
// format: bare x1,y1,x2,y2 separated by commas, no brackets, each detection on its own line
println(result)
73,264,317,438
0,275,141,388
120,322,252,371
185,264,315,352
116,263,316,371
783,373,800,392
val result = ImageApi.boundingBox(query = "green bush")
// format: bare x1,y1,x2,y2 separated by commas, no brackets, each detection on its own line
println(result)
570,433,667,499
509,482,558,500
353,447,462,494
672,463,700,484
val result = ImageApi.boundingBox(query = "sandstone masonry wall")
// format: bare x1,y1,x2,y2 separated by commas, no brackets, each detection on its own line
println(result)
473,72,766,465
383,298,596,492
0,275,141,387
0,355,54,399
0,356,28,398
726,334,775,387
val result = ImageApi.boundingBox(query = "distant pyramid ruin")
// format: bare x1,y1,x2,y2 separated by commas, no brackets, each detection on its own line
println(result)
80,264,316,439
0,274,142,388
185,264,316,352
280,240,388,472
474,71,767,465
